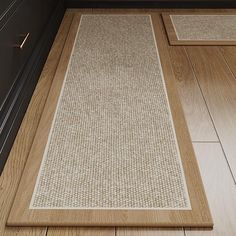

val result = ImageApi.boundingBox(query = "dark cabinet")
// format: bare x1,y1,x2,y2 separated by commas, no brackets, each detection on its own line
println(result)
0,0,15,16
0,0,65,174
0,0,58,111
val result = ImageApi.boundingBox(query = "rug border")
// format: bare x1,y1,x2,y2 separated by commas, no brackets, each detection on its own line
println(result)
7,13,213,227
162,12,236,46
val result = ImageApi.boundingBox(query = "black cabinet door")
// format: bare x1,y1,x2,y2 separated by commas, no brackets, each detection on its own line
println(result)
0,0,45,112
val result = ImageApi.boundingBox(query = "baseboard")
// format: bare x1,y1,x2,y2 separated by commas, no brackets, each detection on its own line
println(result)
0,0,65,174
66,1,236,8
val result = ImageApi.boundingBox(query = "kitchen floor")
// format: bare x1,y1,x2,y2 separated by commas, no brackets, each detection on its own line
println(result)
1,8,236,236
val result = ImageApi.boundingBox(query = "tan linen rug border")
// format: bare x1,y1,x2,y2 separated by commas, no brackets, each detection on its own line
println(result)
7,13,213,227
162,13,236,45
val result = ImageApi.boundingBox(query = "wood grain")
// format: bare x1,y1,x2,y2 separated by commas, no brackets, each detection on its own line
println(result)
6,12,212,228
220,46,236,78
0,11,74,236
116,228,184,236
167,45,217,142
186,46,236,180
3,228,46,236
162,13,236,46
117,166,236,236
186,143,236,236
47,227,115,236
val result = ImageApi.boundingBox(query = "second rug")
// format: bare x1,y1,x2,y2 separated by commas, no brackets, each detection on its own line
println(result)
162,13,236,45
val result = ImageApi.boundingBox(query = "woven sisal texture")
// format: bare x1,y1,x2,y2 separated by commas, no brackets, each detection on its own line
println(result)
170,14,236,41
30,15,190,209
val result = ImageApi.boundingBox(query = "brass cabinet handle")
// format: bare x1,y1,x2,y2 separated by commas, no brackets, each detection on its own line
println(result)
13,33,30,49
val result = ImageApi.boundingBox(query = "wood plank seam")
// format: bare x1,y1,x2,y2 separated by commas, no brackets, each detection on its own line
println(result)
185,143,236,235
184,46,236,184
219,47,236,82
166,45,218,142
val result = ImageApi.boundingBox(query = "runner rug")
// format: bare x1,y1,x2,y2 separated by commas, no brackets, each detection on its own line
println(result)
7,13,213,227
162,13,236,45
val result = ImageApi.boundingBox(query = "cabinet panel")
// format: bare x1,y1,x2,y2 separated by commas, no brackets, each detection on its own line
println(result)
0,0,16,18
0,0,44,111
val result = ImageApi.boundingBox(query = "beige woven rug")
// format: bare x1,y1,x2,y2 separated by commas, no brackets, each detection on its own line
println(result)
162,13,236,45
29,15,191,210
7,13,213,227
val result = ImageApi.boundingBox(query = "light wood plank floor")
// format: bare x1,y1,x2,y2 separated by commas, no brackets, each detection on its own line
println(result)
1,9,236,236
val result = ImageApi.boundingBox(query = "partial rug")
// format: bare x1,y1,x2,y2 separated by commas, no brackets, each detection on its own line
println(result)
7,13,213,227
162,13,236,45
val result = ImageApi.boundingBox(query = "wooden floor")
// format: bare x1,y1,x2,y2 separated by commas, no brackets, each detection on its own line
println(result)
1,8,236,235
